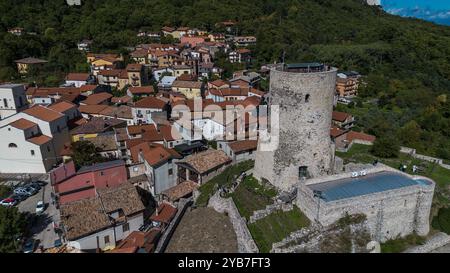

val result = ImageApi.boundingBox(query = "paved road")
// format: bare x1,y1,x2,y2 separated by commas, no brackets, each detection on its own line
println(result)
17,179,61,250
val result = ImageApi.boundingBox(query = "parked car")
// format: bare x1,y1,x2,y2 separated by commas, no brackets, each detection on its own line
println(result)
28,183,41,191
35,201,45,214
14,187,36,196
10,194,27,202
35,181,47,187
0,198,17,207
23,239,37,253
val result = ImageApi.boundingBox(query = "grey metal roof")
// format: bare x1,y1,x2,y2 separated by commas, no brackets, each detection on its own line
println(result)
78,159,125,174
308,172,426,202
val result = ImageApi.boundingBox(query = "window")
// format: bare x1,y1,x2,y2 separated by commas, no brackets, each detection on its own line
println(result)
31,150,35,156
100,171,104,176
168,168,173,175
57,125,61,133
305,94,310,103
8,143,17,148
47,146,51,152
299,166,308,179
104,235,110,244
3,98,8,108
122,223,130,233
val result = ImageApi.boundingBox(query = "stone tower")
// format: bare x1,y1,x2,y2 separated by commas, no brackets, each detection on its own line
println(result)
253,63,337,191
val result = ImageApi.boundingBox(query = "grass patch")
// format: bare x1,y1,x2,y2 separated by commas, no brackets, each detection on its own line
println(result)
196,160,254,207
230,176,277,220
380,234,426,253
248,206,310,253
432,207,450,234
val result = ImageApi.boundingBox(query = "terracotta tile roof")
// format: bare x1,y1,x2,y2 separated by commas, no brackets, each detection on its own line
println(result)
127,124,157,135
113,229,161,253
128,86,154,95
81,92,113,105
115,127,129,142
159,124,182,142
98,69,123,77
172,80,203,89
176,74,198,82
346,131,376,143
70,117,126,135
111,95,132,104
60,198,110,240
130,142,180,165
78,104,109,115
133,96,166,109
330,126,348,138
161,181,198,202
126,63,143,72
66,73,90,81
23,105,64,122
79,85,98,93
97,183,145,216
48,101,77,113
9,118,37,130
99,105,133,119
209,79,229,88
60,183,144,240
178,149,231,174
332,111,351,122
149,202,178,224
130,49,148,58
27,134,52,145
227,140,258,153
248,88,266,97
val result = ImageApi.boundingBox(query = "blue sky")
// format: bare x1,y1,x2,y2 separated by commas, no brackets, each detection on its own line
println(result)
381,0,450,25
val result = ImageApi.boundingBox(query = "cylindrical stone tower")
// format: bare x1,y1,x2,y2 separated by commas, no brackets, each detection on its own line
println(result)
254,63,337,191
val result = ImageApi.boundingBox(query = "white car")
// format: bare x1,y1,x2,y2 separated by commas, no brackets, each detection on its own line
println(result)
35,201,45,214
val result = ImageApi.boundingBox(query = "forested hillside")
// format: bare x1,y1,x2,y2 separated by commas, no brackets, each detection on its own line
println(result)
0,0,449,158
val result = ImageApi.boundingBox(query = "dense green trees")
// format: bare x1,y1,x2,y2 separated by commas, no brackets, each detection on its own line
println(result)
71,141,107,169
0,206,26,253
371,136,400,158
0,0,448,157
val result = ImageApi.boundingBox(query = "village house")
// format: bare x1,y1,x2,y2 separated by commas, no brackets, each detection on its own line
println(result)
217,139,258,163
149,202,177,230
131,142,182,197
330,127,376,151
228,49,251,64
176,149,232,185
132,97,167,125
77,40,93,51
336,71,361,98
54,159,128,204
207,79,229,90
171,80,204,99
180,36,206,47
126,63,148,87
8,27,24,36
332,111,355,129
130,49,149,65
97,69,123,88
14,57,48,74
230,70,261,88
97,105,134,126
0,104,71,173
233,36,257,47
172,64,193,78
0,84,28,120
25,87,82,105
127,86,154,98
60,182,145,252
110,228,161,253
157,76,177,91
152,67,174,82
65,73,94,88
70,116,126,142
85,133,119,160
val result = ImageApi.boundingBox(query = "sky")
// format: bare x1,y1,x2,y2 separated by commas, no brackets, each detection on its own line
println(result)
381,0,450,26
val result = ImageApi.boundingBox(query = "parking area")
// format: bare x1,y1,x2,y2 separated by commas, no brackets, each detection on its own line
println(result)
1,173,61,251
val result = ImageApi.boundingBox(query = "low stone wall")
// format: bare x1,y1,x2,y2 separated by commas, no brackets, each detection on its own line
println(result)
208,192,259,253
403,232,450,253
249,201,293,224
400,146,449,168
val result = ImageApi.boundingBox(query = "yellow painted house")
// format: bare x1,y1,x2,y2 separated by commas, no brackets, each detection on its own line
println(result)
171,80,204,99
15,57,48,74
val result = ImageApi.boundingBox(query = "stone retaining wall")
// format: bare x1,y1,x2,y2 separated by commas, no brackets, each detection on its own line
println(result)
208,192,259,253
403,232,450,253
249,201,293,223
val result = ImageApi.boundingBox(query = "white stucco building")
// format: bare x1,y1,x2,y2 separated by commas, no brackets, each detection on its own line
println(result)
0,84,28,120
